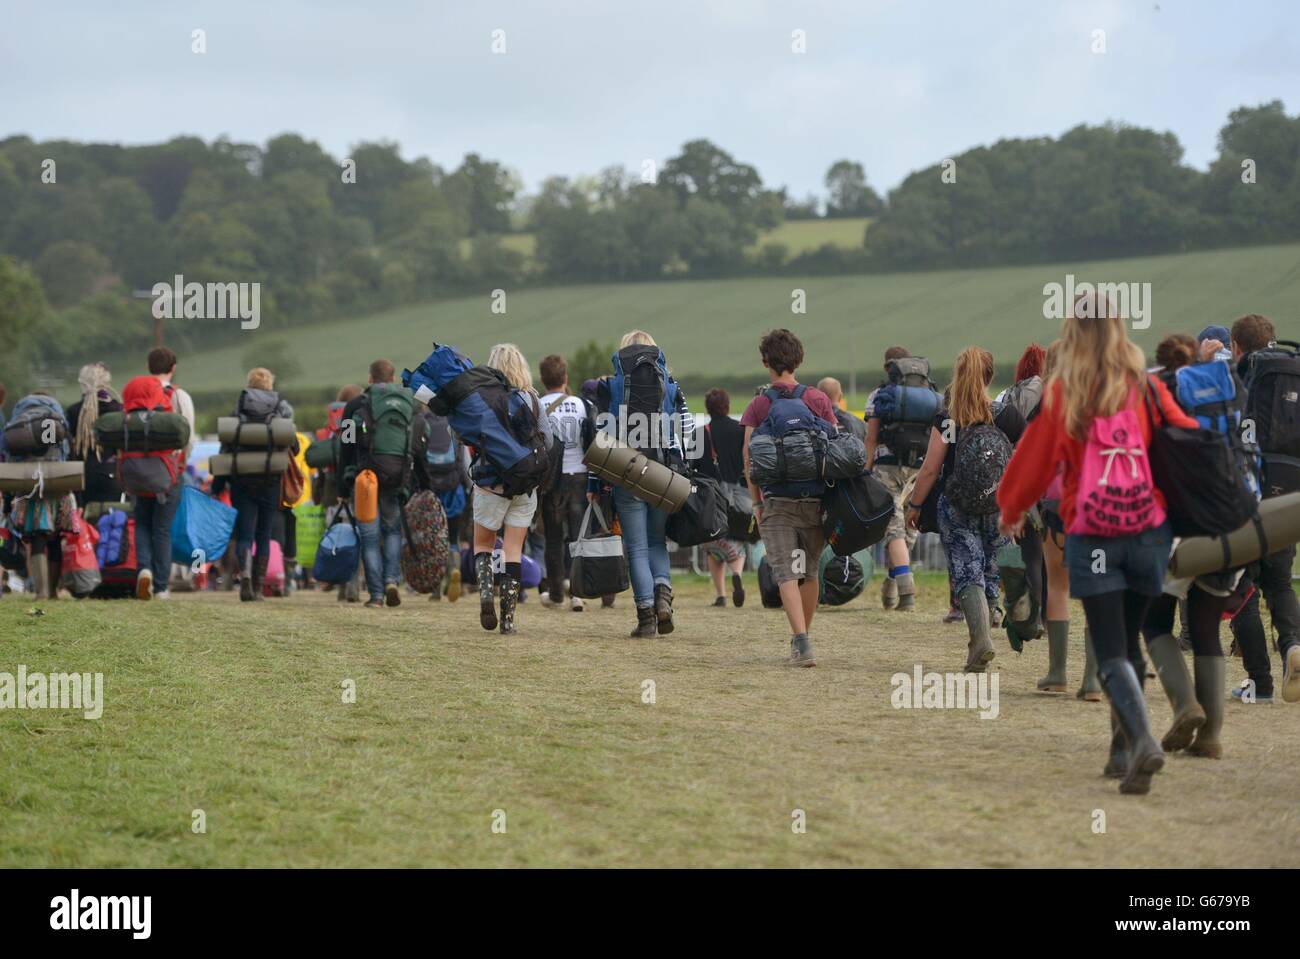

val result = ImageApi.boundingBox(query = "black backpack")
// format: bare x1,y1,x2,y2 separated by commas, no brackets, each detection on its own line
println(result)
946,414,1012,516
878,356,942,468
1242,340,1300,498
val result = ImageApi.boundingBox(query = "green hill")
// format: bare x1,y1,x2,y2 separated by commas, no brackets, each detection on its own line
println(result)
170,242,1300,411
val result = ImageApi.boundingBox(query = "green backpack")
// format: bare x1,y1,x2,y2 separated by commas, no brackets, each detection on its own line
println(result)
362,384,415,489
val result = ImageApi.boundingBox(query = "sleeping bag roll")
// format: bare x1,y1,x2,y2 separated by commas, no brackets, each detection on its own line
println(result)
209,451,292,476
216,417,297,448
0,460,85,495
582,430,692,514
94,410,191,452
1169,492,1300,578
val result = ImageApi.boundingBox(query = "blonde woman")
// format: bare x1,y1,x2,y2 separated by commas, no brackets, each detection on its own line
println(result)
65,362,123,507
997,295,1198,795
471,343,553,634
907,347,1026,672
588,330,694,638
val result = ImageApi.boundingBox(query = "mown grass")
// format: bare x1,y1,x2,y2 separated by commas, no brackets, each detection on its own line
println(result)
2,572,1295,867
171,242,1300,399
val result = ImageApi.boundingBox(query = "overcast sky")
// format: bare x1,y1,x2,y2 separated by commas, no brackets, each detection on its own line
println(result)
4,0,1298,200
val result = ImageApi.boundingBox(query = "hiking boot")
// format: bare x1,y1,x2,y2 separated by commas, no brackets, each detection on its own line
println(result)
654,583,674,635
958,585,994,673
1282,644,1300,704
630,604,657,638
250,554,268,602
1147,633,1205,751
1099,658,1165,796
943,605,965,624
475,553,497,631
1230,680,1273,704
137,568,154,601
1076,628,1103,701
1037,620,1069,692
499,574,520,635
447,567,461,603
785,633,817,667
732,572,745,608
1187,655,1225,759
895,573,916,612
711,596,726,607
1103,707,1128,779
881,575,899,610
385,582,401,607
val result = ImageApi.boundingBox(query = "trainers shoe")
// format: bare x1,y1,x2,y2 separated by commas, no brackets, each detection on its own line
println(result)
136,569,153,601
1282,645,1300,704
570,596,585,611
154,589,171,601
785,634,817,667
385,583,401,607
1230,680,1273,704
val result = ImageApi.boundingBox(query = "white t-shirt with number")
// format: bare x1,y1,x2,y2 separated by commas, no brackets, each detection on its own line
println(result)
540,391,588,475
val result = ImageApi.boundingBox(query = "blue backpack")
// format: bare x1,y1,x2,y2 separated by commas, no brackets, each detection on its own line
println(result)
403,344,550,496
608,345,680,459
1175,360,1261,500
750,385,837,498
313,505,361,584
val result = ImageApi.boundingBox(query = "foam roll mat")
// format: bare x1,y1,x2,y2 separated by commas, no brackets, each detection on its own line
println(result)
209,451,292,476
582,430,692,513
1169,491,1300,578
0,460,85,495
216,417,297,448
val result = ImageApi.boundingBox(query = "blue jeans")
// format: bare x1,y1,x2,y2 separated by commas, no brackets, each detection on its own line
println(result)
613,486,670,606
134,485,181,586
359,491,403,600
937,493,1007,601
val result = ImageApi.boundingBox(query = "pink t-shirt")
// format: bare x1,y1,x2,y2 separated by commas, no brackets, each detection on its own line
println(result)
740,384,837,429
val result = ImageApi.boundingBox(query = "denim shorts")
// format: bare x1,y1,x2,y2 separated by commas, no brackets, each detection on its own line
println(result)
1064,522,1173,599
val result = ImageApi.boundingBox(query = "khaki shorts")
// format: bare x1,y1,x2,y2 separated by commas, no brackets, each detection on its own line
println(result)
873,462,918,549
759,497,825,585
472,486,537,530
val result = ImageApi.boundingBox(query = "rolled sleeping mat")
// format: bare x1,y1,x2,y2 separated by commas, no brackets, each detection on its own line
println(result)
94,410,191,452
582,430,692,514
0,460,85,496
209,451,292,477
1169,492,1300,579
216,417,297,449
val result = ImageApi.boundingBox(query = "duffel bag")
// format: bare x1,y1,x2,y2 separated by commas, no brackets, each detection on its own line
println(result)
400,490,450,594
312,504,362,585
720,480,758,543
666,473,728,548
821,471,894,557
95,410,191,452
569,503,630,599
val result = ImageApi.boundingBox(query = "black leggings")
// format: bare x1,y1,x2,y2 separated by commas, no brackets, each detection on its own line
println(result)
1143,589,1226,657
1081,589,1153,676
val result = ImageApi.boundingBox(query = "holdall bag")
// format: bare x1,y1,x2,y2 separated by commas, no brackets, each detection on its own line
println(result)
666,473,728,548
0,461,85,496
818,551,865,606
1144,387,1258,537
312,504,362,585
821,471,894,556
721,481,758,542
95,410,191,452
400,489,451,594
216,416,296,449
757,556,783,608
170,485,237,565
568,502,630,599
583,429,693,513
1168,490,1300,579
304,434,339,470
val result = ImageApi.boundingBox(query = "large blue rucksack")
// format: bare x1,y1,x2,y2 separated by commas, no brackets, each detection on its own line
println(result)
403,344,550,496
1175,360,1261,501
746,385,837,498
608,345,681,461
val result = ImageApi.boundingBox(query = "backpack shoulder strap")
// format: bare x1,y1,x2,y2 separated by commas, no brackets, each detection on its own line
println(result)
545,394,566,416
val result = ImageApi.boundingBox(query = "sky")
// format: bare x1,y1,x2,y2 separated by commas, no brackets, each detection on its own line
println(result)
3,0,1298,201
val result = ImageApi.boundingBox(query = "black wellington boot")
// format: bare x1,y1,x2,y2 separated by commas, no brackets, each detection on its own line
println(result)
499,574,520,635
1098,658,1165,795
475,553,497,631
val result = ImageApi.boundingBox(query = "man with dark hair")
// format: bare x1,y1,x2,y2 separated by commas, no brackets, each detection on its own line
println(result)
698,387,747,608
865,346,922,612
742,329,837,666
1227,313,1300,703
537,353,594,610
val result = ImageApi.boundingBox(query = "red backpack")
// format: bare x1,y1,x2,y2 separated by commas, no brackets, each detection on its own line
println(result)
118,376,181,499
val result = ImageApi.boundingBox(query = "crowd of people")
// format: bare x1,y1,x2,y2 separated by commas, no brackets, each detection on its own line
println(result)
2,303,1298,797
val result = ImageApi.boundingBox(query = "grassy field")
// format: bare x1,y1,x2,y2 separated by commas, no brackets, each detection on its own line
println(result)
3,572,1296,868
168,242,1300,399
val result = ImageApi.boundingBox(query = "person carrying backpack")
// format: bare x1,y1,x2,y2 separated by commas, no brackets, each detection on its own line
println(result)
1,390,71,599
119,374,183,601
998,294,1199,796
588,330,693,638
537,353,595,612
741,328,839,667
417,404,468,602
865,346,941,613
211,368,297,602
906,347,1024,673
1224,314,1300,703
65,362,123,508
340,359,424,609
699,388,747,609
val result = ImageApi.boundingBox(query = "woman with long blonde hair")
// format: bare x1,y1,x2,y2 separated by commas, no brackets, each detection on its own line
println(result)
908,347,1026,672
471,343,552,635
998,295,1199,795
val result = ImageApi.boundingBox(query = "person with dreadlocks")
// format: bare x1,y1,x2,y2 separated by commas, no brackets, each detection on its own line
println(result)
64,362,124,509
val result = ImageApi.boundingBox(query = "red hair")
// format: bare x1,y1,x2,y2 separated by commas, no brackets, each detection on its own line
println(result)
1015,343,1046,382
